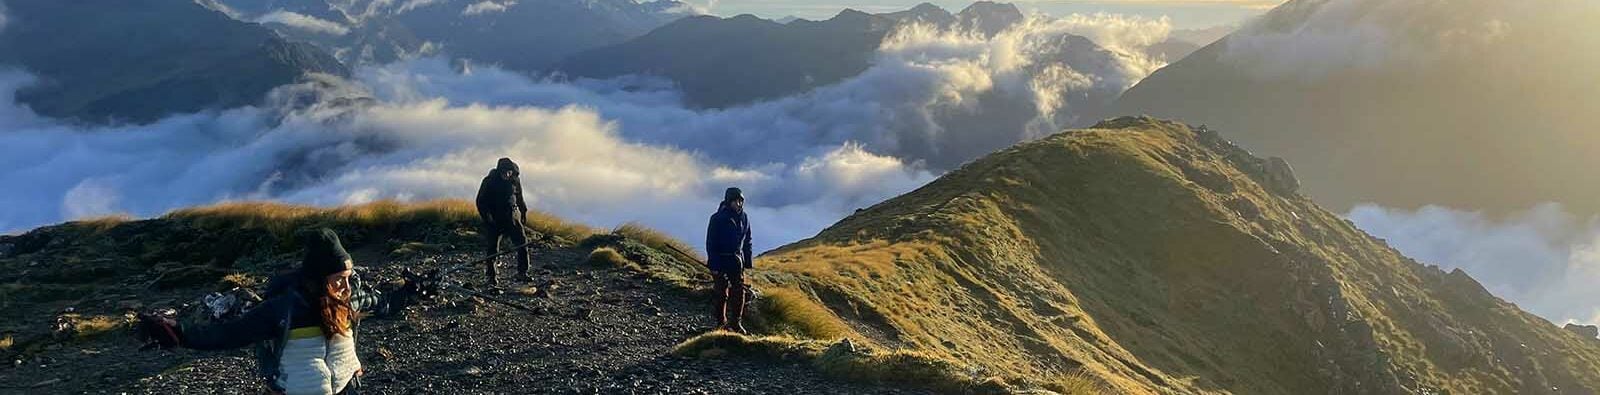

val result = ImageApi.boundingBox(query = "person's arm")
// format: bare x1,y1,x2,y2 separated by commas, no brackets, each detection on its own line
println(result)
475,178,493,225
742,215,754,269
178,296,289,351
705,214,722,262
513,178,528,222
349,273,415,318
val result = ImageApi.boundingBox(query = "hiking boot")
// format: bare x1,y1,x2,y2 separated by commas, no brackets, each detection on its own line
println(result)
513,272,535,283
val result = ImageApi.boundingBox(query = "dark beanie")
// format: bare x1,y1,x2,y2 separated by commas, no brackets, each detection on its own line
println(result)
300,228,353,279
496,157,519,175
723,187,744,202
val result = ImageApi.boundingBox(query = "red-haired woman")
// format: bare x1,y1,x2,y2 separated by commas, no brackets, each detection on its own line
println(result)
139,228,415,395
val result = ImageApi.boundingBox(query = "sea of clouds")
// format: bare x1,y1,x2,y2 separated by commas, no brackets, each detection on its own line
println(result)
1350,204,1600,327
0,14,1167,254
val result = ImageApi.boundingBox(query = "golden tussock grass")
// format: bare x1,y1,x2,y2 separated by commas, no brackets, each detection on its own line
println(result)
523,210,602,243
164,199,477,237
750,287,851,340
164,199,604,244
62,314,131,340
673,332,998,393
585,247,640,271
68,214,137,233
612,222,697,259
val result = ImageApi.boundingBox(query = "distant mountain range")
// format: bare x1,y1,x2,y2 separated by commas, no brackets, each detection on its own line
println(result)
0,0,692,124
207,0,695,71
557,2,1027,108
0,0,346,124
1111,0,1600,215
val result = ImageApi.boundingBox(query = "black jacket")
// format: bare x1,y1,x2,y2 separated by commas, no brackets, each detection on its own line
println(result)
476,167,528,222
705,202,753,273
179,273,396,351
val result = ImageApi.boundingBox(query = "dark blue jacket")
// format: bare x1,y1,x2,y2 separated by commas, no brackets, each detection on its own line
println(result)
705,202,753,273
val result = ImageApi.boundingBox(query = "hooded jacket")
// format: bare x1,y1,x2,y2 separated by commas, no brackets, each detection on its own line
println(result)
476,158,529,222
705,201,753,273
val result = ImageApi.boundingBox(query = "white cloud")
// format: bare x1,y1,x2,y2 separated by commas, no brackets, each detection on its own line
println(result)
462,1,513,16
0,13,1159,252
1349,203,1600,326
254,10,351,36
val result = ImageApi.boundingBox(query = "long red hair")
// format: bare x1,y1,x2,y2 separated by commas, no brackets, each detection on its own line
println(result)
303,278,354,339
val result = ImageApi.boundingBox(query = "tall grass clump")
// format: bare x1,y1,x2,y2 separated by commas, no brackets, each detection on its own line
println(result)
750,288,852,340
613,222,697,258
585,247,641,271
165,199,480,239
673,332,1003,394
523,210,602,243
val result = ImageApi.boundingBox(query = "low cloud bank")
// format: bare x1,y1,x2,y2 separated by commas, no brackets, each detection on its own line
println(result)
0,14,1176,251
255,10,352,35
1349,204,1600,326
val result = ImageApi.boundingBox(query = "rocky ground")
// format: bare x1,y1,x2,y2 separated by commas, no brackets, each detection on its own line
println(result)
2,244,926,394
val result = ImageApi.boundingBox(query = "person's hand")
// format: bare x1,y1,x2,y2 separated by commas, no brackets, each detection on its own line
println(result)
135,313,181,350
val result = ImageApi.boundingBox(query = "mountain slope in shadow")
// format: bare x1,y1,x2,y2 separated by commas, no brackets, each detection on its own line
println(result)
756,117,1600,393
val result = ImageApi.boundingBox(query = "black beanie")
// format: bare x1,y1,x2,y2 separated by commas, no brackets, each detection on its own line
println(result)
300,228,353,279
724,187,744,202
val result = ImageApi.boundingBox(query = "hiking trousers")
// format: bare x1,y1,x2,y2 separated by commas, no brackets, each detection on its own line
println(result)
712,269,746,327
483,215,531,279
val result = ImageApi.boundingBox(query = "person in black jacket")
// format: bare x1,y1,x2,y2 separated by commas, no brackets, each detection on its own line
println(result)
136,228,416,395
705,187,754,333
475,157,532,286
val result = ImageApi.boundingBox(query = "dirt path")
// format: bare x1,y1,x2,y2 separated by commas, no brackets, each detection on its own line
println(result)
4,246,926,394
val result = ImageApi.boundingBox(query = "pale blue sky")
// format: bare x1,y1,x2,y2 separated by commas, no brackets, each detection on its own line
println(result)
693,0,1285,29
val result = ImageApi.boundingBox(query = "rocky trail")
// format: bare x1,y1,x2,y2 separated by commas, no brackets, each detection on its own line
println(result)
2,243,925,394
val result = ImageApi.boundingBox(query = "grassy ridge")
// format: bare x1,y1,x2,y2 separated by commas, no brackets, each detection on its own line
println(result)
743,117,1600,394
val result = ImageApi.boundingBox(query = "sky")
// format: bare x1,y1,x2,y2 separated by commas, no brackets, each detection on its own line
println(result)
690,0,1287,28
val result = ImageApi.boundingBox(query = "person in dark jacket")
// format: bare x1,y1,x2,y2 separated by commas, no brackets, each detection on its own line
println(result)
705,187,754,333
136,228,415,395
475,157,532,286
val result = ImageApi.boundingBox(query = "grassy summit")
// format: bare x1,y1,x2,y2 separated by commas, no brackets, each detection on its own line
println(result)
747,117,1600,393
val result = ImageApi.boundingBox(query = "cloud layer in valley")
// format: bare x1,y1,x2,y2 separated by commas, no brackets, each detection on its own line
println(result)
1350,204,1600,326
255,11,352,35
0,14,1176,253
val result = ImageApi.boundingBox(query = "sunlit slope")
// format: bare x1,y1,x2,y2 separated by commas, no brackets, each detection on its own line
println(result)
755,117,1600,394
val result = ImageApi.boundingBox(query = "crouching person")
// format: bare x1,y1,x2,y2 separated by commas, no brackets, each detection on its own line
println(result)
706,187,754,333
137,228,418,395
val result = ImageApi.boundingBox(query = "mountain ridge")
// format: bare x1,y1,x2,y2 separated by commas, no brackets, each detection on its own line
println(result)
0,0,347,124
553,2,1033,109
753,117,1600,393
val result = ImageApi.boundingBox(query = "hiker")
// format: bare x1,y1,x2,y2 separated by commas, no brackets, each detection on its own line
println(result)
135,228,418,395
706,187,754,333
476,157,533,286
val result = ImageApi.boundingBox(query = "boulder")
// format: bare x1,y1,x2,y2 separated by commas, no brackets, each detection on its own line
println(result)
1565,323,1599,339
1264,157,1301,195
